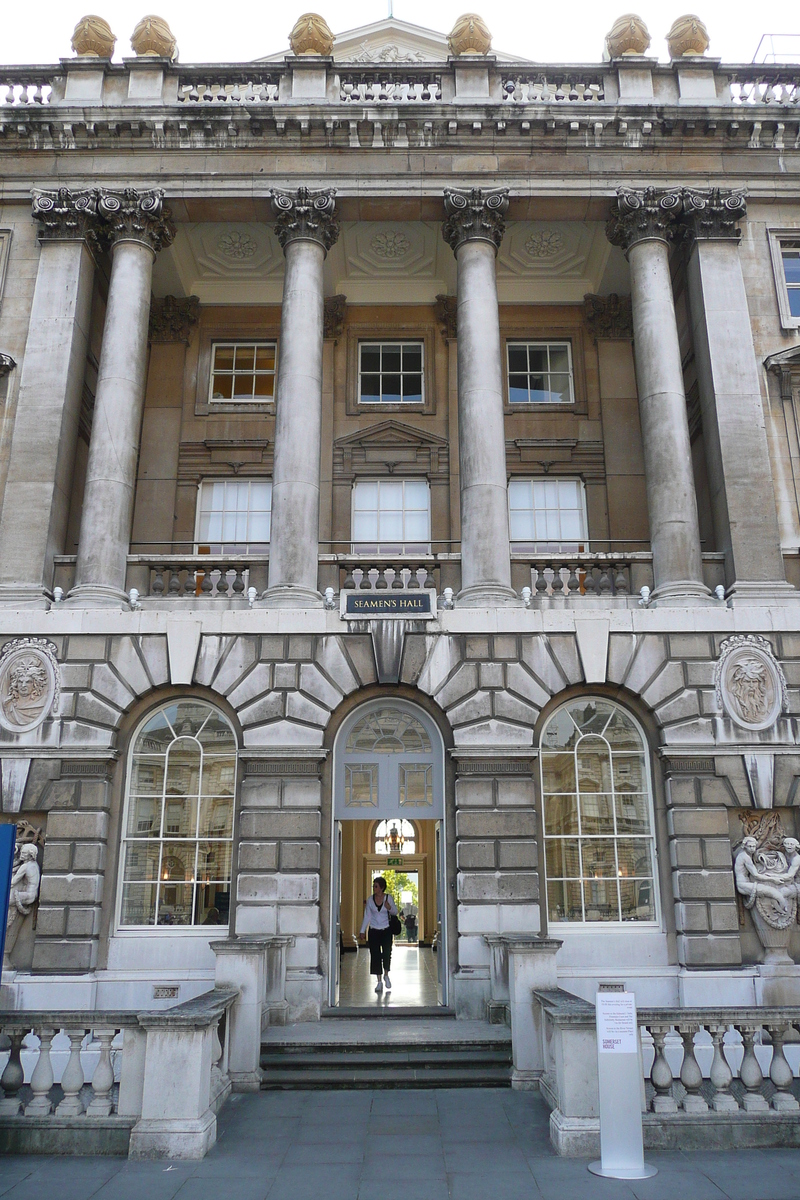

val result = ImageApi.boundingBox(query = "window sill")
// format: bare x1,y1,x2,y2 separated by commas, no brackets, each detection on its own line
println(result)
112,926,230,937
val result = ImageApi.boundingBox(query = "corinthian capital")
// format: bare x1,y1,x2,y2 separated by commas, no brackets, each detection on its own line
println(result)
270,187,339,253
31,188,102,246
606,187,683,252
442,188,509,254
681,188,747,243
97,188,176,253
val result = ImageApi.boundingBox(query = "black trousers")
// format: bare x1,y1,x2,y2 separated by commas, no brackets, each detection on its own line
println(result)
367,927,393,975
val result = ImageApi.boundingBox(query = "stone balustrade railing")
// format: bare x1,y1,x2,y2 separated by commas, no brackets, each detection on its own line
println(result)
534,989,800,1157
338,558,438,593
511,551,654,601
124,555,270,600
0,986,238,1158
2,61,800,114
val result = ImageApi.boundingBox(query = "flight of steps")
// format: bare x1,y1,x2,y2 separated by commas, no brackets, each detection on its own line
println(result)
260,1015,512,1089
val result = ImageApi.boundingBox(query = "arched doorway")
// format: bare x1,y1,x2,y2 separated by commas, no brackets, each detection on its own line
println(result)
330,698,447,1008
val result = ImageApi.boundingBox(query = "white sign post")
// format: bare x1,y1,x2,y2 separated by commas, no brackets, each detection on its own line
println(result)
588,989,657,1180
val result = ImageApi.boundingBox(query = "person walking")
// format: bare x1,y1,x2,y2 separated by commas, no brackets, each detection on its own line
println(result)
360,876,398,993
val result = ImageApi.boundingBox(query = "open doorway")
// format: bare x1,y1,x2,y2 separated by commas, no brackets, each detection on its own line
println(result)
329,700,448,1009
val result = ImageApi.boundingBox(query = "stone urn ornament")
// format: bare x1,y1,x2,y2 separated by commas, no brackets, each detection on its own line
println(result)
605,13,651,57
734,812,800,964
448,14,493,56
71,15,116,58
289,13,334,57
130,15,178,60
666,15,710,57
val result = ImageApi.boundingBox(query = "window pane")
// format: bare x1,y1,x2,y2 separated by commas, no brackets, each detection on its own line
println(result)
255,345,275,370
361,374,381,401
213,346,234,370
250,482,271,510
195,883,230,925
616,837,653,879
379,481,403,508
577,744,612,793
508,376,529,403
404,480,429,509
197,841,233,882
545,837,580,877
548,374,571,402
253,374,274,397
547,878,582,922
789,289,800,317
508,346,528,372
129,758,164,797
353,511,378,541
157,882,194,926
123,841,160,881
403,345,422,371
404,510,429,541
612,755,646,794
579,793,615,835
361,346,381,372
615,793,650,835
211,374,233,400
233,375,253,398
201,759,236,798
127,796,161,839
382,374,402,403
544,794,578,836
581,838,617,877
121,883,157,926
354,481,378,510
382,345,402,372
620,879,654,921
379,511,403,540
403,375,423,402
783,253,800,284
542,753,577,794
234,346,255,371
529,347,547,373
549,346,570,372
583,878,619,921
509,511,535,540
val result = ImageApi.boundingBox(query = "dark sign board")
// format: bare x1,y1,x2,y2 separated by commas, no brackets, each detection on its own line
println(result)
0,824,16,967
344,592,433,618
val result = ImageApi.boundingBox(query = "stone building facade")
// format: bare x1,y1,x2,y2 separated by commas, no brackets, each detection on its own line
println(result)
2,11,800,1031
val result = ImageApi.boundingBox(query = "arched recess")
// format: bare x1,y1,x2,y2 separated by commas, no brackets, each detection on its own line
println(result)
326,693,451,1008
533,684,678,985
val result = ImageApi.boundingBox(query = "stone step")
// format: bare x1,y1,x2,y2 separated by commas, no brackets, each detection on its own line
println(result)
260,1065,512,1089
324,1006,455,1019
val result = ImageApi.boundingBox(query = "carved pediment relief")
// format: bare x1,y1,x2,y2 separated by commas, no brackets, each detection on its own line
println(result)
334,420,449,479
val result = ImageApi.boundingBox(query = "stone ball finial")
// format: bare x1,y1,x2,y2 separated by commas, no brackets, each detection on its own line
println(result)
448,13,493,56
605,13,651,57
130,14,178,60
667,14,710,57
71,15,116,58
289,13,334,56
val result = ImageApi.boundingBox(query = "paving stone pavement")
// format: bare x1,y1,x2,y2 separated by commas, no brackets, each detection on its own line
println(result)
1,1089,800,1200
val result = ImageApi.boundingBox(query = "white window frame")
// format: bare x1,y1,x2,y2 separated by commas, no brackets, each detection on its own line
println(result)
506,340,575,406
351,479,431,554
115,701,237,935
539,698,660,930
194,479,271,554
508,477,588,553
357,340,425,405
768,228,800,331
208,340,277,404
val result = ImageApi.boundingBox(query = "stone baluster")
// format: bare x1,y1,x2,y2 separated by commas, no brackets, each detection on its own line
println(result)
681,189,796,604
263,187,339,607
86,1027,116,1117
0,189,100,606
25,1027,55,1116
708,1023,739,1111
0,1031,25,1115
607,188,710,605
56,1027,87,1116
765,1023,800,1112
648,1024,678,1112
442,188,518,607
678,1024,708,1113
737,1023,769,1112
69,189,175,606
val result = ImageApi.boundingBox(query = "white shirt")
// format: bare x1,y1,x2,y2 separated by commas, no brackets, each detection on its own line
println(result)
360,893,397,935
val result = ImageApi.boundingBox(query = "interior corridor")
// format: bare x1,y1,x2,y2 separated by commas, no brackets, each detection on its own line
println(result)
339,944,440,1008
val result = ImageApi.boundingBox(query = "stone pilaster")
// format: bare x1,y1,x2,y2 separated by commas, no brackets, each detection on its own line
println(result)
263,188,339,607
607,188,710,605
442,187,518,606
0,189,101,606
69,189,175,606
680,188,796,603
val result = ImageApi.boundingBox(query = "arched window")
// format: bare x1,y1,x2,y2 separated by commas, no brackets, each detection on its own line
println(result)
540,698,657,925
374,819,417,855
118,699,237,929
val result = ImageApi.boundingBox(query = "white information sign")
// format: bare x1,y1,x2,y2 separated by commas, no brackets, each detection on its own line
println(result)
596,992,638,1055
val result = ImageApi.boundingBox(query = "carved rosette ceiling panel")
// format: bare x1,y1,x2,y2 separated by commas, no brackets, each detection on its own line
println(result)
714,635,787,732
184,224,283,278
0,638,60,734
340,222,437,278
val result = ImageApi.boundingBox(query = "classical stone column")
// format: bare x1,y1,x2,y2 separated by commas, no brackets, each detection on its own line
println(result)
681,189,796,604
607,188,710,604
442,188,517,606
263,187,338,607
0,189,100,606
69,189,175,606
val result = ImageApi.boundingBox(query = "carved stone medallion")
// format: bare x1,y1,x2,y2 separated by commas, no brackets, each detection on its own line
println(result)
715,635,787,732
0,639,60,734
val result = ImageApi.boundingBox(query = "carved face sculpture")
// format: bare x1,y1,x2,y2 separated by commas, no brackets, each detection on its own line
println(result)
0,642,58,733
717,637,784,731
729,655,768,724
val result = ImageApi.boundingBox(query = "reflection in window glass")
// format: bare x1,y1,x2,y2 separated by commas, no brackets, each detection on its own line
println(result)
508,478,587,552
399,764,433,807
345,763,378,807
507,341,574,404
346,707,432,754
119,700,236,928
782,247,800,317
541,700,656,924
352,479,430,554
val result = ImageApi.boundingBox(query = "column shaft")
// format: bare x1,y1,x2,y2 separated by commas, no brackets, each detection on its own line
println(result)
71,240,155,603
0,192,97,606
266,238,325,601
628,238,707,600
455,239,514,601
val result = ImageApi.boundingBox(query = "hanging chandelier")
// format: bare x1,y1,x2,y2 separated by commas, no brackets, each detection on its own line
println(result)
386,821,404,853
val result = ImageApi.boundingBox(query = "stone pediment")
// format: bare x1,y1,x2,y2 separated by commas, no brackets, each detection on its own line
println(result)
334,420,449,479
258,17,523,64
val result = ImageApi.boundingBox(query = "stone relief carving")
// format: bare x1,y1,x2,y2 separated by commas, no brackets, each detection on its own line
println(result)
714,634,787,731
434,294,457,340
3,821,44,968
323,294,347,340
734,811,800,961
525,230,563,258
351,42,426,63
218,231,257,259
442,188,509,254
0,639,60,735
583,293,633,341
270,187,339,252
371,230,411,259
148,295,200,345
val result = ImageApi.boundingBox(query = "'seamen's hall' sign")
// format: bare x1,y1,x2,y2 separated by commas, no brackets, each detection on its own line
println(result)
341,590,437,619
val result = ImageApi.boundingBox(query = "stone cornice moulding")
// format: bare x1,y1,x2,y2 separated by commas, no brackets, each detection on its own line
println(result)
442,187,509,254
270,186,339,253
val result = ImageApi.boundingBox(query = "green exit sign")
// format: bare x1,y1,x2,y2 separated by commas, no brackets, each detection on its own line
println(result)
386,857,404,867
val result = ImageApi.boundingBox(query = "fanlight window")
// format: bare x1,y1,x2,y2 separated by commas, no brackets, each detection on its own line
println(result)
540,699,657,925
375,819,417,855
346,707,432,754
119,700,237,929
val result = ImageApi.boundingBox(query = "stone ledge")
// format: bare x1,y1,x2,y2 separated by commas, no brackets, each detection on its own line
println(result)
0,1114,134,1156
